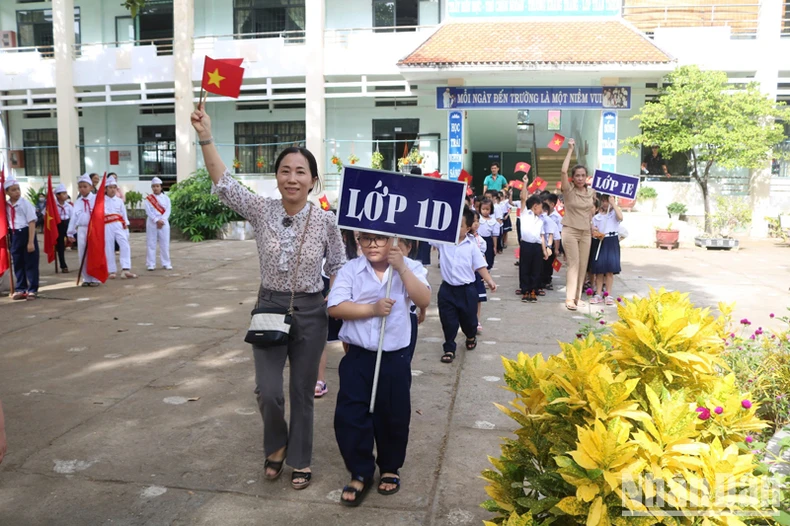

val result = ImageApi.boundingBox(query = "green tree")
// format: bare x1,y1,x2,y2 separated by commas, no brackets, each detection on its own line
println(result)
624,65,788,233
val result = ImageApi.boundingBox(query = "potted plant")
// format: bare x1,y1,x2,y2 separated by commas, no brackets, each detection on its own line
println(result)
125,190,146,232
232,158,242,173
618,196,635,212
695,196,752,250
636,185,658,212
371,150,384,170
666,201,687,221
347,153,359,166
397,148,423,172
255,156,266,170
656,221,679,249
331,155,342,173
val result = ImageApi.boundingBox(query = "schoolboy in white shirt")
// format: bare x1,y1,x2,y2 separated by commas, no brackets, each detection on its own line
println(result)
144,177,172,271
328,232,431,507
67,173,100,286
104,177,137,279
4,178,40,300
539,201,559,294
54,184,73,273
518,196,551,303
432,207,497,364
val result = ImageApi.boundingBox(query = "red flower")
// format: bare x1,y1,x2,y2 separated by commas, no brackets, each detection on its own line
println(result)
741,400,752,409
714,406,723,414
696,407,711,420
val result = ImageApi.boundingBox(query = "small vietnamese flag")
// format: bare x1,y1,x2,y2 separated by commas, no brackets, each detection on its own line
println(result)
85,173,109,283
0,164,10,277
424,170,442,179
508,180,524,190
547,133,565,152
556,181,562,190
201,56,245,99
527,176,547,194
318,194,330,211
552,258,562,273
514,162,531,174
43,173,61,264
458,169,472,185
466,186,473,197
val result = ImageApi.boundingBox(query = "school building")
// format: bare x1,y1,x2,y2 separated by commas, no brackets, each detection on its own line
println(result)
0,0,788,235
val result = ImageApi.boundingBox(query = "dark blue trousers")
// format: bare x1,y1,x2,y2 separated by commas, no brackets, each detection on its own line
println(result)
482,236,495,269
519,240,543,294
10,227,39,294
438,282,478,354
334,345,411,481
416,241,431,266
407,307,418,363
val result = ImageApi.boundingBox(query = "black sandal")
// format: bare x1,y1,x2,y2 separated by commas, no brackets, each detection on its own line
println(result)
378,474,401,496
291,470,312,490
263,457,285,481
440,352,455,364
340,475,372,507
465,337,477,350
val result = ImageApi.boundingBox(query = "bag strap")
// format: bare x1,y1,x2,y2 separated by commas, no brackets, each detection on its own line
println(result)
288,204,313,315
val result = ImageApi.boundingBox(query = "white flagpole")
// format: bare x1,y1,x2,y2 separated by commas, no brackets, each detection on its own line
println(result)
595,236,604,261
369,237,398,414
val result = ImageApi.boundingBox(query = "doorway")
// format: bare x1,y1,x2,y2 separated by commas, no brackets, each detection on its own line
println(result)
138,125,176,181
139,1,173,55
372,118,420,172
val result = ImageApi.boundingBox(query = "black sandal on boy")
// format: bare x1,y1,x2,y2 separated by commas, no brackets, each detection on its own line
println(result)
378,473,401,496
441,352,455,364
465,337,477,350
340,475,372,507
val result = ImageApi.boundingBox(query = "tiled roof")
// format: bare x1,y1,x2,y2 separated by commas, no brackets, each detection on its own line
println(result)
398,20,673,67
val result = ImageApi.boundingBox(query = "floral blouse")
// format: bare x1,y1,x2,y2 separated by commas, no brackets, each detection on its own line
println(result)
212,171,346,294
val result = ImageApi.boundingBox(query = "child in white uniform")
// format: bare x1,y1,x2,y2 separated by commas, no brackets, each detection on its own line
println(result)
67,173,100,286
145,177,172,270
104,177,136,279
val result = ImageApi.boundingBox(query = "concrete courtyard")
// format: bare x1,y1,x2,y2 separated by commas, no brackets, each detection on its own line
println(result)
0,233,788,526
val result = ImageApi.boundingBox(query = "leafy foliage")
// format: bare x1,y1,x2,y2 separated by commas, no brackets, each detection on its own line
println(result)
666,202,687,216
624,66,789,233
636,186,657,200
26,185,44,206
371,150,384,170
483,289,781,525
168,168,248,242
125,190,143,210
121,0,147,18
710,196,753,238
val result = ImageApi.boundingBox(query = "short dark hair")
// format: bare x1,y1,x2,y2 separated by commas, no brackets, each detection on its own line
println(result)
274,146,322,194
542,202,550,213
539,190,552,200
546,194,558,205
526,196,541,210
410,166,422,175
341,230,358,260
479,198,493,212
490,162,500,169
107,172,117,178
462,206,475,229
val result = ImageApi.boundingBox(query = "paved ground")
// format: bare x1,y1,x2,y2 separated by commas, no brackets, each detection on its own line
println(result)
0,234,788,526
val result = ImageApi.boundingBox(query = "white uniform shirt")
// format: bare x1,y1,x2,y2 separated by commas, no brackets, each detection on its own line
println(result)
144,193,171,222
104,195,129,227
67,193,96,236
494,201,507,221
594,208,621,235
477,216,500,237
549,210,563,240
57,201,73,222
473,233,487,255
520,210,545,244
6,199,37,229
432,236,488,286
541,212,558,245
328,256,429,352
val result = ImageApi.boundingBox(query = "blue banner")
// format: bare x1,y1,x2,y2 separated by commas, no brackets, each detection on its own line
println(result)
337,166,467,245
447,0,620,17
591,169,640,200
600,110,617,172
437,86,631,110
448,111,463,181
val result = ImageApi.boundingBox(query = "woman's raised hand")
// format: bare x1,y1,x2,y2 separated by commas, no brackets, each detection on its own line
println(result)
567,138,576,150
191,104,212,139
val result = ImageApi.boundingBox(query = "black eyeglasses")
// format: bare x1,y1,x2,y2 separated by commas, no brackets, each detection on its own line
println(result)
357,235,390,248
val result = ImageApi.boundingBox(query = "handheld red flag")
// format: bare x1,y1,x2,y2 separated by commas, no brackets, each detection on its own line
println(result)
556,181,562,190
0,164,10,277
458,169,472,185
201,56,245,99
86,173,109,283
43,173,61,264
424,170,442,179
466,186,473,197
514,162,531,174
508,180,524,190
318,194,330,211
552,258,562,273
527,176,547,194
548,133,565,152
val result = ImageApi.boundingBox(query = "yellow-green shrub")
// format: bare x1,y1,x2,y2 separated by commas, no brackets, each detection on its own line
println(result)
482,288,778,526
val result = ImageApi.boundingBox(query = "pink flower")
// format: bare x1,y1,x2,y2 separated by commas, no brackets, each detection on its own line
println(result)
586,288,594,297
603,291,609,297
749,335,755,340
696,407,711,420
714,406,723,415
745,435,753,444
616,297,622,303
770,313,775,318
742,400,752,409
740,319,751,326
599,320,606,325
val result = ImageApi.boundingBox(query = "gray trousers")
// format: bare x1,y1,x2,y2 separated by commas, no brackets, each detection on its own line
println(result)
252,288,328,470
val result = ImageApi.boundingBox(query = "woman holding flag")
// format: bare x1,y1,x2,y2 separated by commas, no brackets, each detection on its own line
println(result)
190,103,346,491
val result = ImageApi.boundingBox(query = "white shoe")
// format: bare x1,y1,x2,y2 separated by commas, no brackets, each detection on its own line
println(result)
147,267,155,271
164,266,173,270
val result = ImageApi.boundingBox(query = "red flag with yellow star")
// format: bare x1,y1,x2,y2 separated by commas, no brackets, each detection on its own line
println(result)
319,194,330,211
44,173,61,264
201,56,245,98
514,161,531,174
547,133,565,152
0,164,10,277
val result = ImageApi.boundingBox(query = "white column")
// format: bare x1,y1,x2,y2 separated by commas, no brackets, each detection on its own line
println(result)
174,0,196,182
52,0,80,196
749,0,781,238
305,0,326,177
